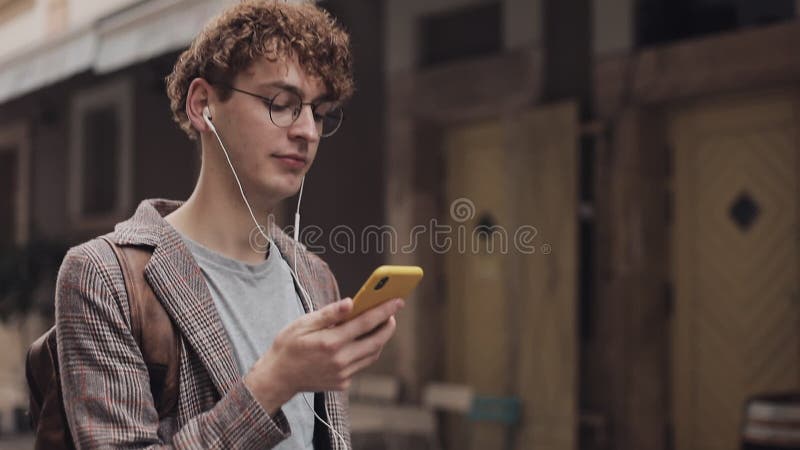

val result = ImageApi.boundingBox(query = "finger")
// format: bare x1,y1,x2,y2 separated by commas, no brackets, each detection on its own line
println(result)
342,352,379,379
338,298,403,341
341,319,397,378
355,319,389,341
301,298,353,331
340,316,397,364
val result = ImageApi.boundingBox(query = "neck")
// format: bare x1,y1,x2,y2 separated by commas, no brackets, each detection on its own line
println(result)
166,158,279,265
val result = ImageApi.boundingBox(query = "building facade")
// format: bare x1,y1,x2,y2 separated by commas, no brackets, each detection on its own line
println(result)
0,0,798,449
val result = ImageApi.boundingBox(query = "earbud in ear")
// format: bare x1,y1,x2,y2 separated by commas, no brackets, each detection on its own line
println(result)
202,106,211,121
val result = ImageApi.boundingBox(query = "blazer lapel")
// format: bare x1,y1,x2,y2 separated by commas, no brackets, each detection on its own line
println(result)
144,230,241,397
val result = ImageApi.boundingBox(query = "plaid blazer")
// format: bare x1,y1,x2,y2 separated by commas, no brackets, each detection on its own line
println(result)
55,199,350,449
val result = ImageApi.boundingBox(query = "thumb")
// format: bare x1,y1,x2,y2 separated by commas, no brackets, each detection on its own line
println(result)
304,298,353,330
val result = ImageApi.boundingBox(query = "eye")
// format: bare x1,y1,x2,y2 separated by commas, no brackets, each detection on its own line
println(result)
312,112,326,122
270,91,300,112
314,101,337,116
270,100,292,111
314,102,341,120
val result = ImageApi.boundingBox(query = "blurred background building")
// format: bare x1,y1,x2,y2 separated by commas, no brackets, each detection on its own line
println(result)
0,0,798,449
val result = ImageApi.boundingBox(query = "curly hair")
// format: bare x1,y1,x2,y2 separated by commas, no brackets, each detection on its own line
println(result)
165,0,354,140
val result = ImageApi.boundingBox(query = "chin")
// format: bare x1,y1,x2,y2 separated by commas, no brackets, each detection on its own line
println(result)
268,176,304,199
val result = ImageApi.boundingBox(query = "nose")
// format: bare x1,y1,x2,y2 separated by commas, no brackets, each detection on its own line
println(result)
288,104,320,143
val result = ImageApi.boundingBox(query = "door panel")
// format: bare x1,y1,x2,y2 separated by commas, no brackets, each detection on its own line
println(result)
443,102,578,450
444,119,511,450
671,92,800,450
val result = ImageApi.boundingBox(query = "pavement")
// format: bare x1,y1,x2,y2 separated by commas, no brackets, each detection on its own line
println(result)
0,434,33,450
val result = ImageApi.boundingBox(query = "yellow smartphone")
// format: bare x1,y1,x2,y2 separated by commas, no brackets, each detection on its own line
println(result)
346,265,424,320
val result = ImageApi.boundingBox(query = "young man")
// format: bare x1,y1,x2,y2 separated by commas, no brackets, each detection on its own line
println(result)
55,1,401,448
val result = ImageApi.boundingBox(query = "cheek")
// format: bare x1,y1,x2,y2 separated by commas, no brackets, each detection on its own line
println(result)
239,128,280,160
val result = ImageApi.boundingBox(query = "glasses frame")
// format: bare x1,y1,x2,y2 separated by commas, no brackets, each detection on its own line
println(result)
212,83,343,138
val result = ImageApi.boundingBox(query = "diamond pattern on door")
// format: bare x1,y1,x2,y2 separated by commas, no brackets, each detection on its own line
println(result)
728,191,760,232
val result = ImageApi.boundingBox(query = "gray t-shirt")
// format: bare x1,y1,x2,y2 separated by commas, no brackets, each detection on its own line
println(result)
180,234,314,449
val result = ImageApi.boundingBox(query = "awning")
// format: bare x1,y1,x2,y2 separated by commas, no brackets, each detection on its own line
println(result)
0,0,238,104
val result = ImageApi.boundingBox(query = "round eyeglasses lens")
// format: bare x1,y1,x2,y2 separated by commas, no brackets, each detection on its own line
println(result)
268,91,301,128
318,104,343,138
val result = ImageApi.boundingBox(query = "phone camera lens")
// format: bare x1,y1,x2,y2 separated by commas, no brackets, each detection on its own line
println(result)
374,276,389,290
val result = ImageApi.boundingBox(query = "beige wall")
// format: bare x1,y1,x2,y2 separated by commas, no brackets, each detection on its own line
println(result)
65,0,140,27
0,0,139,62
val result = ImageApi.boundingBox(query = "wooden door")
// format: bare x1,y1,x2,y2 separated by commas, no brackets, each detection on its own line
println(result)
671,91,800,450
443,102,578,450
0,123,29,246
0,123,31,428
0,148,18,247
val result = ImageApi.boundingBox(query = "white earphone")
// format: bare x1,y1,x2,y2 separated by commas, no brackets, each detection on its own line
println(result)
200,103,347,449
202,106,214,128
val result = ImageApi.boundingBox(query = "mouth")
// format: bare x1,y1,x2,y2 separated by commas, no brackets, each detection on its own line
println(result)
272,154,307,169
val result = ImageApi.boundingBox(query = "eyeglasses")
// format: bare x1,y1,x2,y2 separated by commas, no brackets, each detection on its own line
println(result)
214,83,343,138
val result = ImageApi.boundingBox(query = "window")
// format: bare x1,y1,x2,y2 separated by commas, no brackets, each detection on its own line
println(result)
419,2,502,67
69,78,133,229
637,0,795,47
0,122,30,247
0,149,17,246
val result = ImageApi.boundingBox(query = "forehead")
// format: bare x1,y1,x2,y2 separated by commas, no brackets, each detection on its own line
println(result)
236,55,327,99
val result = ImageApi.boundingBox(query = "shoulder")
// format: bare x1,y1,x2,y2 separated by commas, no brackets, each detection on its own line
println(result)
56,236,126,312
58,236,117,282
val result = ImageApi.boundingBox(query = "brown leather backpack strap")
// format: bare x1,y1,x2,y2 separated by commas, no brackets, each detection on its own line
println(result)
105,239,145,343
101,237,180,418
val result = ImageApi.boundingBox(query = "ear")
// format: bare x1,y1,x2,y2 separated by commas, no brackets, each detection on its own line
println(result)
186,78,214,134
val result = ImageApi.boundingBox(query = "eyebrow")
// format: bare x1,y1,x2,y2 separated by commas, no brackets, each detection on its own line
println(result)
257,81,332,102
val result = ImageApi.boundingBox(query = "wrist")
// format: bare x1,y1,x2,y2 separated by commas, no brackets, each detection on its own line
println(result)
244,363,294,415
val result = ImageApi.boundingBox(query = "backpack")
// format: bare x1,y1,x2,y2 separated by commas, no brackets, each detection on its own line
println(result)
25,237,180,450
